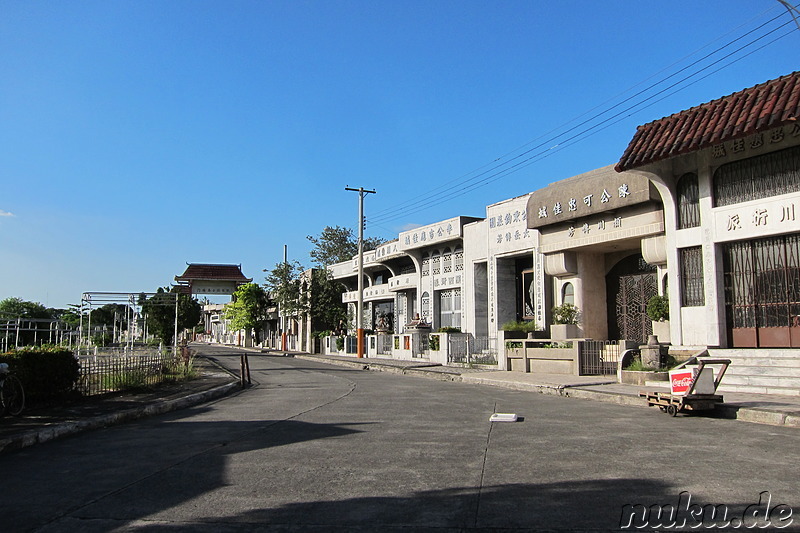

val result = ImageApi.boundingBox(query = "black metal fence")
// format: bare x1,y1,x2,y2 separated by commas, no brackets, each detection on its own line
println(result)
577,340,620,376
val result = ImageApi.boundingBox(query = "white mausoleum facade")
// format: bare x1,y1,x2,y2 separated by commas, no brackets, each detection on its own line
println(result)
328,71,800,379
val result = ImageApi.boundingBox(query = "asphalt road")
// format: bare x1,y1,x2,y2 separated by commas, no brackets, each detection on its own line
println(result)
3,344,799,532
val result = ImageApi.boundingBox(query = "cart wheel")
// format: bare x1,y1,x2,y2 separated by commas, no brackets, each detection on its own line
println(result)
667,404,678,417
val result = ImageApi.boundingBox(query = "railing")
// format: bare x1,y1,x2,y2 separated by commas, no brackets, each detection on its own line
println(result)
77,351,178,396
578,340,620,376
74,345,165,358
448,335,498,365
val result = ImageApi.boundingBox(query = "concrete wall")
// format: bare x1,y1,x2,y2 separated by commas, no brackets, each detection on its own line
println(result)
576,252,608,339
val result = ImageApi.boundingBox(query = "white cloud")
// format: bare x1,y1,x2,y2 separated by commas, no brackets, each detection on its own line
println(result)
0,209,14,217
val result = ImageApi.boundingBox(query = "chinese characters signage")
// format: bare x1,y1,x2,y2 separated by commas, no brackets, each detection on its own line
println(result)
715,194,800,243
526,170,654,229
399,217,468,251
489,205,532,246
711,125,799,160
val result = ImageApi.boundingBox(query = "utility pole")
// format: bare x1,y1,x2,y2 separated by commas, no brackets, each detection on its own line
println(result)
345,186,376,358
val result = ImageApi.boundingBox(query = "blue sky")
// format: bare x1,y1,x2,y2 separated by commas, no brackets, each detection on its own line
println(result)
1,1,798,309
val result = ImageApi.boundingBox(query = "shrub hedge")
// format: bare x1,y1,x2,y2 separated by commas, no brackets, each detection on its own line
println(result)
0,345,81,403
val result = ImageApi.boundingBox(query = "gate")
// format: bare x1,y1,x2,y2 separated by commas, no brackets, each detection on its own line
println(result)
448,335,498,365
578,340,620,376
411,333,429,358
376,334,393,356
607,255,657,343
723,234,800,347
616,273,657,343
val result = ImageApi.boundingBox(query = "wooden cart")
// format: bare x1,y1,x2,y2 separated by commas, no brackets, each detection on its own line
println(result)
639,357,731,417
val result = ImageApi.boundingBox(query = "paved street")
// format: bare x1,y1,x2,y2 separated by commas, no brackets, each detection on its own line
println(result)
3,344,799,532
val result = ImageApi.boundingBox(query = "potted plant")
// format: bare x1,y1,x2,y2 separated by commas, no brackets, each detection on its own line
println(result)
550,303,580,340
646,294,670,343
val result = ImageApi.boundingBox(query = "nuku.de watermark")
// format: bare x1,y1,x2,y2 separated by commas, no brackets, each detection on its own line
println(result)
620,491,793,529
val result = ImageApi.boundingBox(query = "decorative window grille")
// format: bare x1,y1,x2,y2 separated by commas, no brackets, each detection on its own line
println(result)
677,172,700,229
680,246,705,307
432,251,441,275
442,248,453,273
421,291,430,323
713,145,800,207
421,254,430,277
454,247,464,272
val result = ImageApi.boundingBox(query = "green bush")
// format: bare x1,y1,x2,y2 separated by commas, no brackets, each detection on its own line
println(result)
437,327,461,333
500,320,537,333
335,336,345,351
646,294,670,322
429,334,440,351
552,303,580,325
0,345,81,403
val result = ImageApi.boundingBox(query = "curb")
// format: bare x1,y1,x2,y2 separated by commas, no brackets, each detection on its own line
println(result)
0,381,240,455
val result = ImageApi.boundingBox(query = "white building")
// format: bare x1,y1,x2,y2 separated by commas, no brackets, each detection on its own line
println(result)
327,71,800,393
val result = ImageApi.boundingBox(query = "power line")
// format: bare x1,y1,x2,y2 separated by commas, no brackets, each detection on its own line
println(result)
368,6,799,225
371,25,797,225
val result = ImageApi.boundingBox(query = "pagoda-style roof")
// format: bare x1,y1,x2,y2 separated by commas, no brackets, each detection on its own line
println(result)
174,263,253,283
616,71,800,171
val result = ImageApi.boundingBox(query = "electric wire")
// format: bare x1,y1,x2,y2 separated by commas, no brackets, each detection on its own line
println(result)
371,24,798,223
367,7,799,226
369,4,790,221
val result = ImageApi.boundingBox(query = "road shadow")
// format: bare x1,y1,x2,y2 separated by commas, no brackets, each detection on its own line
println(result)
128,477,686,531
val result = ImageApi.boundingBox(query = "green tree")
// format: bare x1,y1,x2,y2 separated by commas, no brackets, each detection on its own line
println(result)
307,225,385,267
53,305,83,329
0,297,54,346
223,283,271,344
0,297,51,320
308,268,348,333
140,288,201,346
263,261,307,318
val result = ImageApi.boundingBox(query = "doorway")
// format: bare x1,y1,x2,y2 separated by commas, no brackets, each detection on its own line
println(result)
606,254,657,343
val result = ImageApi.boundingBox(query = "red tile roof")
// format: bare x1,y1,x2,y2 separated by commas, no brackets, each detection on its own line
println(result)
616,71,800,172
174,263,253,282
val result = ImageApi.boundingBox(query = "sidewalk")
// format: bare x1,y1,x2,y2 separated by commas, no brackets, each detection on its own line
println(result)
293,352,800,428
0,357,239,455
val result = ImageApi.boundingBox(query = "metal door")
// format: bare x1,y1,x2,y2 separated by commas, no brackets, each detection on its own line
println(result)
606,254,658,343
615,273,657,343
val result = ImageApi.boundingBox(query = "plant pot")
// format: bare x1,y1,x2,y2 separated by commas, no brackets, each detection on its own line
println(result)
651,320,671,344
620,370,669,386
550,323,580,340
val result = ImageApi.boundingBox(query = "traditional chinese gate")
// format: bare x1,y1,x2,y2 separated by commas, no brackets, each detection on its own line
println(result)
606,254,657,343
723,234,800,347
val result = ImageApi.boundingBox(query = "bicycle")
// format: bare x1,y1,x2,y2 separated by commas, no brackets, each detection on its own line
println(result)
0,363,25,416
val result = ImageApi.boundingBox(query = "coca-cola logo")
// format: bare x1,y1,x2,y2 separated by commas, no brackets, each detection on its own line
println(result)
672,376,693,388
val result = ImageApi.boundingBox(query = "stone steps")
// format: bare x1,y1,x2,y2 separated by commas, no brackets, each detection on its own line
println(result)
704,349,800,396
